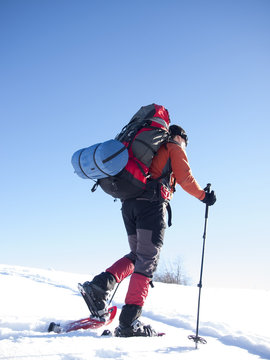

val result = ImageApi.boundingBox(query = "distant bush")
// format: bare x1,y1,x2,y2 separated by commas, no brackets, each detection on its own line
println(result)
154,259,189,285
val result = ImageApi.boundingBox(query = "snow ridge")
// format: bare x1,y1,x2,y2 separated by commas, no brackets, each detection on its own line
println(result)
0,264,269,360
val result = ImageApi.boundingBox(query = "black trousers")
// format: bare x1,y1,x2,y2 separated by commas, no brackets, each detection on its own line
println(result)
121,199,167,278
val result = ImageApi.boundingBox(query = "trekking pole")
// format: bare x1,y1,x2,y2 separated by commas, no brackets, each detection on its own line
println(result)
188,183,211,349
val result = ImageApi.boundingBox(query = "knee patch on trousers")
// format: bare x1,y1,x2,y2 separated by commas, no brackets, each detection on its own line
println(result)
133,229,161,278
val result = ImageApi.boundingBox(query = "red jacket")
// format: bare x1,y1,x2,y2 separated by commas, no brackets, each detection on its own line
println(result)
150,142,205,201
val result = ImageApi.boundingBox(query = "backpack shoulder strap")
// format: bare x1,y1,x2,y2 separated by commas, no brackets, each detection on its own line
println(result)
167,139,180,146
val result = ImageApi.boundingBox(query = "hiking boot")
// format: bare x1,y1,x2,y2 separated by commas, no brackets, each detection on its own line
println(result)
114,304,157,337
81,272,116,318
81,281,110,317
114,319,157,337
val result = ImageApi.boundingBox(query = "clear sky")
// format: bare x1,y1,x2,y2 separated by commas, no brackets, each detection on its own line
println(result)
1,0,269,290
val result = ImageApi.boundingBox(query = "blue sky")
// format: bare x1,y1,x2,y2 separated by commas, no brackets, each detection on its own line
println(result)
1,0,269,289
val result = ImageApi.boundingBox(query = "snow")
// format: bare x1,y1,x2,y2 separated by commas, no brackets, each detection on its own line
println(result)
0,264,269,360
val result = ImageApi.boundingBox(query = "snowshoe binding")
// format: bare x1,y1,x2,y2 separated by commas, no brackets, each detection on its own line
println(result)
114,319,158,337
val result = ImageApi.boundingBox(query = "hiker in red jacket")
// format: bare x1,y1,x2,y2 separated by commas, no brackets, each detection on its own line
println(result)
81,124,216,337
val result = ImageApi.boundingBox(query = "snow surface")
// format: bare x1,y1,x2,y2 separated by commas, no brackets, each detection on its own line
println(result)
0,264,269,360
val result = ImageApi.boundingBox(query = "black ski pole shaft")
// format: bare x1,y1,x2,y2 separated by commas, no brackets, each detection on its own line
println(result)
109,282,120,305
188,183,211,348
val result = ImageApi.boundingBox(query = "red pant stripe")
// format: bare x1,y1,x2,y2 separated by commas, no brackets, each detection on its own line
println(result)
106,257,134,283
125,273,150,306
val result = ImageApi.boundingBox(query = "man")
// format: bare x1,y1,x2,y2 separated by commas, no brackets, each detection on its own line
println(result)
80,124,216,337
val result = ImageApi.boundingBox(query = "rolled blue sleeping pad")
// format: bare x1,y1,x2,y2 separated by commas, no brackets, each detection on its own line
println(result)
71,139,128,180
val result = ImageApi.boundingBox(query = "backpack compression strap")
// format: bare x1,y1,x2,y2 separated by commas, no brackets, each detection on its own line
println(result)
92,144,127,177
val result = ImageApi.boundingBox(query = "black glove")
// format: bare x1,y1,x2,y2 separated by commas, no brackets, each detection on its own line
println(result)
202,190,216,206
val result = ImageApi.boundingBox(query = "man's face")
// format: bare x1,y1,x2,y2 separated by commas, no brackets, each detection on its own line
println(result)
174,135,186,149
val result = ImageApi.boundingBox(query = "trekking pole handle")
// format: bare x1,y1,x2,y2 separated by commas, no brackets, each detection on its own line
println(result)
204,183,211,193
204,183,211,219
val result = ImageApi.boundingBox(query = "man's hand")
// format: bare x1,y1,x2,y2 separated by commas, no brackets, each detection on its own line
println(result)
202,190,216,206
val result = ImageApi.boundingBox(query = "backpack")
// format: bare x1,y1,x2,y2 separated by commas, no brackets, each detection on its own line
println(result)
71,103,170,200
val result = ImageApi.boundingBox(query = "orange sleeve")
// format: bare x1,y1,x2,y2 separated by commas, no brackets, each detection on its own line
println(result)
167,143,205,200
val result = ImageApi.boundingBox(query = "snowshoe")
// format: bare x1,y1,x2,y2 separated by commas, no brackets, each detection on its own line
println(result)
48,306,117,333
